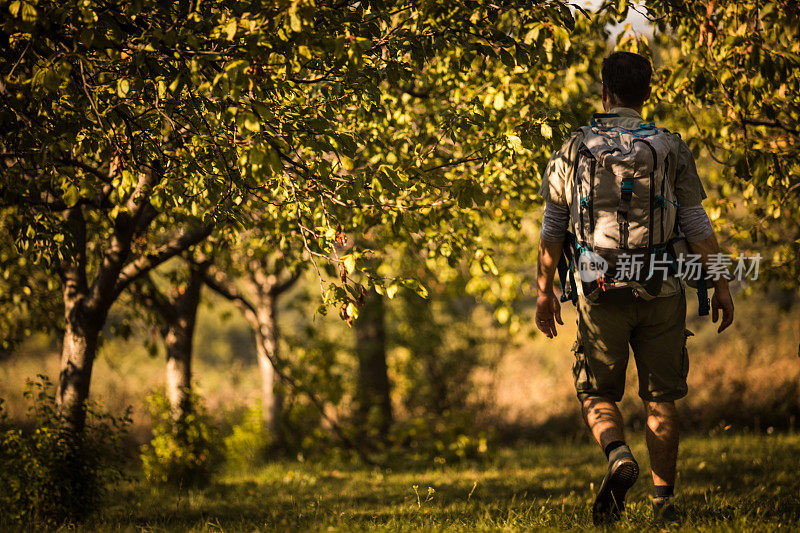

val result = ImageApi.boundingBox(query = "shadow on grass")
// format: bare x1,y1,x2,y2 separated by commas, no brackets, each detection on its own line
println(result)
91,435,800,531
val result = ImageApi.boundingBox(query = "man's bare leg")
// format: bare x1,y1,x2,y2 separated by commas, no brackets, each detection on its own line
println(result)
644,400,680,521
582,395,626,448
643,400,679,488
582,395,639,524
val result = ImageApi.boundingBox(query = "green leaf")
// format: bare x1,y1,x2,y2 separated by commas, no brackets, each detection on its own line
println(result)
386,284,399,299
20,1,37,22
492,92,505,111
506,134,524,154
63,185,80,207
499,48,515,69
242,113,260,132
289,7,302,32
223,19,237,40
116,79,130,98
342,254,356,274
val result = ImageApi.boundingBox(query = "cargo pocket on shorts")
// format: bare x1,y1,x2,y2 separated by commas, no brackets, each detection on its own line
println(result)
571,340,593,392
680,329,694,379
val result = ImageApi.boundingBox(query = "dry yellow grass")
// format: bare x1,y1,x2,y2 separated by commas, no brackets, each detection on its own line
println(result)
1,289,797,440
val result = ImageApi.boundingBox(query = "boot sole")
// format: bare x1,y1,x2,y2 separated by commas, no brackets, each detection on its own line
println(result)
592,457,639,524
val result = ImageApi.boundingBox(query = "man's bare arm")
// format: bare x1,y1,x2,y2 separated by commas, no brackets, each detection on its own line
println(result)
687,233,734,333
536,238,564,338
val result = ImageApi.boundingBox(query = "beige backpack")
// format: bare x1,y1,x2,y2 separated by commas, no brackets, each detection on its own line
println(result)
567,114,679,299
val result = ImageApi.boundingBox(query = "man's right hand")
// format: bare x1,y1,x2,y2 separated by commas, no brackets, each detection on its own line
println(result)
536,291,563,339
711,283,734,333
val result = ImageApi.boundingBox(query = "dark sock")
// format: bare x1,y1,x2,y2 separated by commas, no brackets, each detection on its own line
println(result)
603,440,626,459
653,485,674,499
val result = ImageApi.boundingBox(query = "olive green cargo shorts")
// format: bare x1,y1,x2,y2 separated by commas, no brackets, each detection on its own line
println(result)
572,289,692,403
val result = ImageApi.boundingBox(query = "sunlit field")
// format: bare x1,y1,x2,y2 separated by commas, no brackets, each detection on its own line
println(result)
66,434,800,531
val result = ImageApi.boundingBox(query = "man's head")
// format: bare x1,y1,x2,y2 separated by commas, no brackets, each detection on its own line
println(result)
601,51,652,112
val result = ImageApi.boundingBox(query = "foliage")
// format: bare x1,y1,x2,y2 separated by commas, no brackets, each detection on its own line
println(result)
1,0,246,310
223,402,270,468
0,0,598,436
387,412,494,465
645,0,800,295
0,0,587,333
392,289,492,412
139,389,223,487
278,342,345,458
0,376,130,527
356,2,621,334
0,221,62,351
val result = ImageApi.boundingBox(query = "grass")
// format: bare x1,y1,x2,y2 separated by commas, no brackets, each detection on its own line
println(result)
74,432,800,531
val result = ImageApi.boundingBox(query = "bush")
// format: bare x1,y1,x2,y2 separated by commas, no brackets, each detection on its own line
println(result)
140,389,222,487
223,402,270,468
0,376,130,528
385,409,495,466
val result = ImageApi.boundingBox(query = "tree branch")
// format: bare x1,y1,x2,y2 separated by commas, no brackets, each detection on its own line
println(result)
271,268,302,296
132,274,177,324
743,118,799,136
112,223,214,300
59,205,89,305
200,264,258,316
88,165,161,313
0,185,67,210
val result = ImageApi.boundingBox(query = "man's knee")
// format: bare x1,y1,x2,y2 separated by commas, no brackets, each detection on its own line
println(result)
582,395,618,418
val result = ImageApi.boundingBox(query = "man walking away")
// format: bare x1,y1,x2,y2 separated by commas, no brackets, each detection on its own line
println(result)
535,51,734,524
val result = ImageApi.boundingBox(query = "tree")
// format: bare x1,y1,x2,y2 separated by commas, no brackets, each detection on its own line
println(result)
1,0,236,431
133,259,208,430
201,250,300,445
2,0,586,436
644,0,800,294
353,288,393,440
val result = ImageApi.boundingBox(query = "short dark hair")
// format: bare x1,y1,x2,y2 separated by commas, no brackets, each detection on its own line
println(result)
602,51,652,107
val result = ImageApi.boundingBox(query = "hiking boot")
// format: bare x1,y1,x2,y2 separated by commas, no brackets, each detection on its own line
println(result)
592,453,639,524
652,497,681,523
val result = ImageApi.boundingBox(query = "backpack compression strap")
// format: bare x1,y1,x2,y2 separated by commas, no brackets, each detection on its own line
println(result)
589,112,619,127
617,177,634,248
557,231,579,305
697,278,710,316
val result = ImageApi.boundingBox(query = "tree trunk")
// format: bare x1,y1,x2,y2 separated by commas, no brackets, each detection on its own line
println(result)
201,262,298,446
354,288,392,438
57,313,100,433
56,205,100,433
162,264,204,429
164,323,193,426
253,295,284,443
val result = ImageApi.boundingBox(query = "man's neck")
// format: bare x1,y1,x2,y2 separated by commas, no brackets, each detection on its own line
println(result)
605,105,643,117
603,100,642,115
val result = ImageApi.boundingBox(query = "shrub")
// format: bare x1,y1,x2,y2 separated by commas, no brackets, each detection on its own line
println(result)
386,410,495,465
0,376,130,528
223,402,270,468
139,389,222,487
